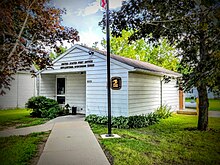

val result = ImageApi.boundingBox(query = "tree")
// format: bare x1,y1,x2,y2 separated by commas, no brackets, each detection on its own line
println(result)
0,0,79,95
49,45,68,60
100,0,220,130
92,42,99,50
101,30,179,71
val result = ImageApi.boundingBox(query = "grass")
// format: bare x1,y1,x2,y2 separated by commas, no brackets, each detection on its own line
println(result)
185,98,220,111
0,108,48,131
91,114,220,165
0,132,49,165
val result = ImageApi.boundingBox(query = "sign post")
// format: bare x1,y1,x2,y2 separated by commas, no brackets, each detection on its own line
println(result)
106,0,112,136
100,0,121,139
111,77,122,90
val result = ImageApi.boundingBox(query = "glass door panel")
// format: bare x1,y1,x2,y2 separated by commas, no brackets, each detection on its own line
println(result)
57,78,65,104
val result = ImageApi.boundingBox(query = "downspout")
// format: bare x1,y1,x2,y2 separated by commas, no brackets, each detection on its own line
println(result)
16,73,19,108
39,74,41,96
33,75,36,96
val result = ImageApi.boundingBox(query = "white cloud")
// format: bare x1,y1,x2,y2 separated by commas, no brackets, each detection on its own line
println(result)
109,0,125,9
77,0,125,16
76,27,104,48
77,1,100,16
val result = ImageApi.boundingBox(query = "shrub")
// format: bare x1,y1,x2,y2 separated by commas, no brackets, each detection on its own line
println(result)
85,105,172,129
96,116,108,124
85,114,98,123
128,115,149,128
154,105,172,119
146,112,160,125
112,116,129,129
26,96,62,119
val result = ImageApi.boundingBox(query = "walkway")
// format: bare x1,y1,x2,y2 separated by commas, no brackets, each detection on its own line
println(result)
0,115,84,137
177,109,220,118
209,111,220,118
0,115,110,165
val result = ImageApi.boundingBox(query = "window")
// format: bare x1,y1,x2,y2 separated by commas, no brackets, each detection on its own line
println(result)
57,96,65,104
57,78,65,104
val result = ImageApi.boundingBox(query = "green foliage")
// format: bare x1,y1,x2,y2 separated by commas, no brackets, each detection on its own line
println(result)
128,115,149,128
101,0,220,90
49,45,68,60
112,116,129,129
0,0,79,95
26,96,62,119
91,115,220,165
100,0,220,130
96,116,108,124
0,132,49,165
0,109,48,130
16,119,48,129
92,41,99,50
185,98,220,111
43,104,62,119
84,114,98,123
85,105,172,129
101,30,179,71
154,104,172,119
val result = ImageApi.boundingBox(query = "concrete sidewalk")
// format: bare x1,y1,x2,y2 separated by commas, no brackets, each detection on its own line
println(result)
37,119,110,165
177,109,220,118
209,111,220,118
0,115,110,165
0,123,54,137
0,115,84,137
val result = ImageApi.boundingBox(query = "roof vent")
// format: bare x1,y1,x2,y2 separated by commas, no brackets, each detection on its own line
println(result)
88,51,94,55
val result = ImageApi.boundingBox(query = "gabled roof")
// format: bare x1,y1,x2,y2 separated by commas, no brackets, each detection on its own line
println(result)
38,44,181,77
78,44,181,77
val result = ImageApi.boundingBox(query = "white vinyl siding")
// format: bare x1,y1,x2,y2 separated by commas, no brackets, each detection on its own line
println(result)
87,70,128,117
128,73,161,116
40,47,129,116
40,74,56,100
39,45,180,116
0,73,35,109
66,73,86,113
162,79,179,111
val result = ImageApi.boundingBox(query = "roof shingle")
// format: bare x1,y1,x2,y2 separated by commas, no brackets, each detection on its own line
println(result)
79,44,181,77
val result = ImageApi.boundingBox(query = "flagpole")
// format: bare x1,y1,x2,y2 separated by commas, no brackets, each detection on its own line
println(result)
106,0,112,136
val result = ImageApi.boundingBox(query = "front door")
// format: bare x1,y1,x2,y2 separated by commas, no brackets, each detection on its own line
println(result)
57,78,65,104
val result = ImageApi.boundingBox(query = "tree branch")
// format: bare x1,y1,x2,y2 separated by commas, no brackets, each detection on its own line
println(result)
1,0,36,72
151,18,184,23
7,13,29,59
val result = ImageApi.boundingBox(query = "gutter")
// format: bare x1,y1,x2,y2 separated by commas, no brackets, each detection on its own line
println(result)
130,68,182,78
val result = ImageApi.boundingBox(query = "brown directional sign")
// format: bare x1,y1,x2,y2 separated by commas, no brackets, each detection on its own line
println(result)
111,77,122,90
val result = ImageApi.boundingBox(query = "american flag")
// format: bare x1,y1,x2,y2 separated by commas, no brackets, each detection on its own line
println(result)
100,0,107,9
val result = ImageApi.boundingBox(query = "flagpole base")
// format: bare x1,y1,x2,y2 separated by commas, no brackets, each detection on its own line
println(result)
101,134,121,139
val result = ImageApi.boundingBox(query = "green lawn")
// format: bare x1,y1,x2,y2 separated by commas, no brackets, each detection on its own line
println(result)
185,99,220,111
0,109,48,131
0,132,49,165
91,115,220,165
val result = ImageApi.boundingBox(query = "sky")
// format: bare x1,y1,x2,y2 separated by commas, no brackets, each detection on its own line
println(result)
52,0,125,48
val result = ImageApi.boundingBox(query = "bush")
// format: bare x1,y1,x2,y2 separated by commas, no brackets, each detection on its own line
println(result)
128,115,149,128
112,116,129,129
154,105,172,119
85,114,98,123
85,105,172,129
96,116,108,124
26,96,62,119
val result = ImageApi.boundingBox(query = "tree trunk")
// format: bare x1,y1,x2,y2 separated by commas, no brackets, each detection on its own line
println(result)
197,84,209,130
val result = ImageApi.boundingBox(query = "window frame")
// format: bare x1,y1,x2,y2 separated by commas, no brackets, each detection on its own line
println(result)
56,77,66,104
